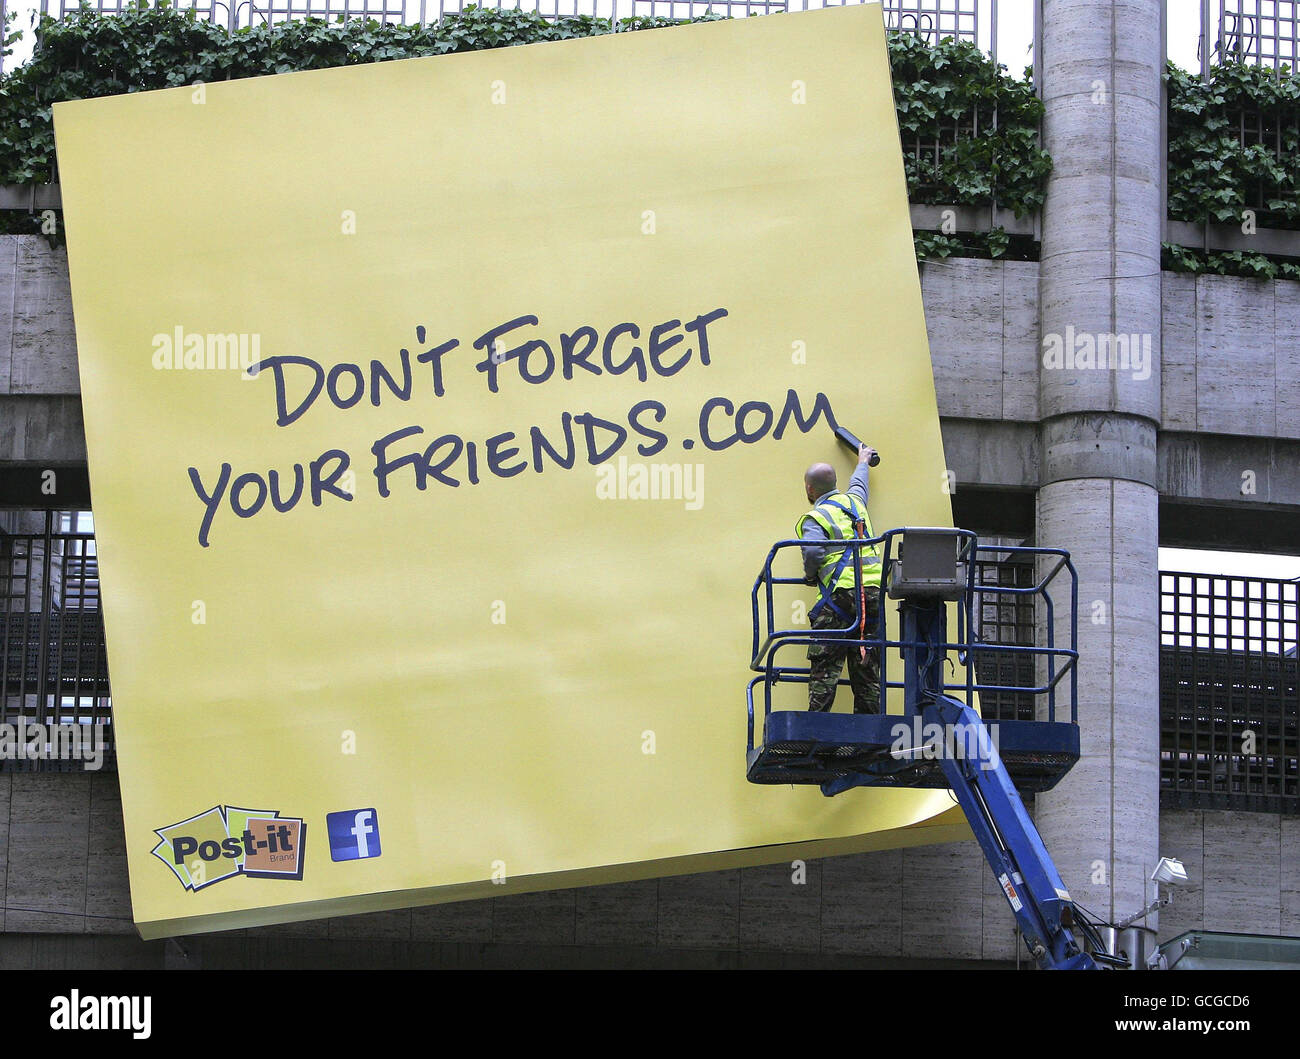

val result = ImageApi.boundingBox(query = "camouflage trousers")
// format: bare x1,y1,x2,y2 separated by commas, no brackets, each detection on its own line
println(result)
808,586,881,714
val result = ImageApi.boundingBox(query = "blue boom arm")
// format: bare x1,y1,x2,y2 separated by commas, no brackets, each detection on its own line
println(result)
746,528,1120,970
927,692,1098,969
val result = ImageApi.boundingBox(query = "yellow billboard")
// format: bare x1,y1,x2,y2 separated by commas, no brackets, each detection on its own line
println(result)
54,3,966,939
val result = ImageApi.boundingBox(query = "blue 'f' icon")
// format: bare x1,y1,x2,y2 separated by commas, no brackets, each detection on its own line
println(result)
327,808,381,862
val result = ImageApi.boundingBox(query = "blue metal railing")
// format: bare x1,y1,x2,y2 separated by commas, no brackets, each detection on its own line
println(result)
747,528,1079,754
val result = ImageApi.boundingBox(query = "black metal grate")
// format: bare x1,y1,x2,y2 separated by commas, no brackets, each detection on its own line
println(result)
883,0,983,49
0,511,113,772
1234,105,1300,223
1205,0,1300,74
971,558,1036,722
1159,570,1299,814
7,515,1298,805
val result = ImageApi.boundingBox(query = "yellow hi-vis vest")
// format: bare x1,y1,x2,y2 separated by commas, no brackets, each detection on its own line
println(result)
796,492,883,591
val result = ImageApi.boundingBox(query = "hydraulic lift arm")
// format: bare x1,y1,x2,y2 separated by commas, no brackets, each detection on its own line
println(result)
747,525,1125,969
925,693,1107,969
899,590,1114,969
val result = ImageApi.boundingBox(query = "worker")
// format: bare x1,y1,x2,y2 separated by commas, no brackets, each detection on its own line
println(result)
797,442,882,713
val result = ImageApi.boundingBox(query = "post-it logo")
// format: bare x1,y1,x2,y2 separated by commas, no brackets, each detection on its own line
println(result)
327,808,381,862
151,805,306,891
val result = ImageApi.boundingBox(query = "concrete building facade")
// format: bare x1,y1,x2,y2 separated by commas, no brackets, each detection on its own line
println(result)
1,0,1298,967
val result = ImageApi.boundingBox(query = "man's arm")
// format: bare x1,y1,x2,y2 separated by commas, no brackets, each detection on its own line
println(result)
846,443,877,506
800,519,829,582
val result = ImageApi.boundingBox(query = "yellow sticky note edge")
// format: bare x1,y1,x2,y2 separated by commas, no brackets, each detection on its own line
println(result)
55,3,975,939
138,807,974,940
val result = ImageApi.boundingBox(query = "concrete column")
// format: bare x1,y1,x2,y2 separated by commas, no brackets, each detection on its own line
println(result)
1034,0,1164,959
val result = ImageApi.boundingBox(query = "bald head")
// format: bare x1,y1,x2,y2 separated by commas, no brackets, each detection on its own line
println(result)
804,462,837,503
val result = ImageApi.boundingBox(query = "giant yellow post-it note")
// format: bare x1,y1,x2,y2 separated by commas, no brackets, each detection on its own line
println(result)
54,3,965,939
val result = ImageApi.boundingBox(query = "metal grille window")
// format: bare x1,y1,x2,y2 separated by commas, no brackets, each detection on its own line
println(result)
625,0,781,18
1202,0,1300,74
24,0,1012,212
248,0,409,25
0,510,112,773
1195,3,1300,224
970,556,1036,722
38,0,222,20
901,100,1001,208
1160,570,1299,814
37,0,411,26
881,1,1011,215
882,0,983,48
1233,104,1300,221
32,0,997,43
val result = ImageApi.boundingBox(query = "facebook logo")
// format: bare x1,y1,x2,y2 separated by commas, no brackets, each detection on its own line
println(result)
326,808,381,862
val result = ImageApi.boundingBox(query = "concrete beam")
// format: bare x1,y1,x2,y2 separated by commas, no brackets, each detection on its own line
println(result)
909,204,1037,237
0,186,62,210
1160,431,1300,508
939,417,1039,490
1166,220,1300,258
0,395,86,464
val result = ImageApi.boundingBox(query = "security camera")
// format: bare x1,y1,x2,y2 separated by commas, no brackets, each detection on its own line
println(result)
1114,858,1191,933
1151,857,1188,887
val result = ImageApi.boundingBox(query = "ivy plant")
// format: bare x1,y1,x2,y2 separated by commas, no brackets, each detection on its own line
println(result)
1162,241,1300,282
888,30,1050,220
1167,60,1300,231
0,2,1053,258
